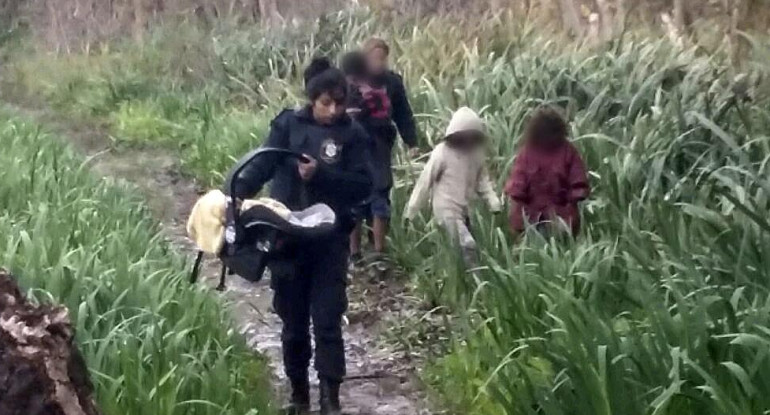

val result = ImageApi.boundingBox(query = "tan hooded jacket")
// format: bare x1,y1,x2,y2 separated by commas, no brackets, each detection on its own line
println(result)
405,107,501,223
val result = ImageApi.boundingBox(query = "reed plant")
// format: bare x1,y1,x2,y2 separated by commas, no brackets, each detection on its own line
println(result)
4,8,770,414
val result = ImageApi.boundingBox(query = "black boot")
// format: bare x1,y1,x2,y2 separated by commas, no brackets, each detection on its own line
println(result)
282,377,310,415
319,378,342,415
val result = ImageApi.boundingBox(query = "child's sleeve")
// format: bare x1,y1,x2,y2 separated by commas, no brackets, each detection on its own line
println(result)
567,145,590,202
477,164,502,213
405,147,444,220
389,72,418,148
504,149,530,202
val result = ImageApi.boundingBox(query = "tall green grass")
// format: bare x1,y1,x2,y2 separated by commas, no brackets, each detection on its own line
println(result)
5,8,770,415
0,115,274,415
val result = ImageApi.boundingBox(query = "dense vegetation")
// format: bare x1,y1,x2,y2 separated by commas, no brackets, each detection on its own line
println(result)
0,114,274,415
4,8,770,415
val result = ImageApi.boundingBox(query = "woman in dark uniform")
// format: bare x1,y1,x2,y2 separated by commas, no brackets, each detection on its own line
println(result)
229,57,373,415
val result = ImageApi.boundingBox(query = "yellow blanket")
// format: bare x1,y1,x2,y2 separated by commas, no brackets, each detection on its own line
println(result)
186,190,291,254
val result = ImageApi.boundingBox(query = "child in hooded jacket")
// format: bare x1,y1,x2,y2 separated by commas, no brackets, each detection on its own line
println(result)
505,106,590,235
405,107,501,266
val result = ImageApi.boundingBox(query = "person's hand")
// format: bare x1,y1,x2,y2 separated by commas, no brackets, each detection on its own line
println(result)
407,147,420,159
298,155,318,181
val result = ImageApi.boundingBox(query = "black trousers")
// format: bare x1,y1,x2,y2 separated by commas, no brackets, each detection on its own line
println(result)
271,236,349,383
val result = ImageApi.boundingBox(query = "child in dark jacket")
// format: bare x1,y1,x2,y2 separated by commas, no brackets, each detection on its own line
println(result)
505,106,590,235
363,38,419,153
342,51,393,262
346,39,419,261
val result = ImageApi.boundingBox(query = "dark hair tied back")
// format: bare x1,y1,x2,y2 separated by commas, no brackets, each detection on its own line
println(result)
304,57,333,86
304,56,348,102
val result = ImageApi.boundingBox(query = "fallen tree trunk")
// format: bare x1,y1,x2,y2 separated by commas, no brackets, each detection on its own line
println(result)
0,270,101,415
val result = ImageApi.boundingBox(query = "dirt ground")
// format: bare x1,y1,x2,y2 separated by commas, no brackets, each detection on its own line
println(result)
4,104,437,415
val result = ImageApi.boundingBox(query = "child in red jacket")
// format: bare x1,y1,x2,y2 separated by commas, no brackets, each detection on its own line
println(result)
505,106,590,235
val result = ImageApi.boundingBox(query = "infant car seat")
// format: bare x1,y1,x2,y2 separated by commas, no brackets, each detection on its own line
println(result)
189,147,336,290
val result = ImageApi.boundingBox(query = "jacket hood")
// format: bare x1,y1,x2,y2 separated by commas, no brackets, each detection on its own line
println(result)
445,107,484,138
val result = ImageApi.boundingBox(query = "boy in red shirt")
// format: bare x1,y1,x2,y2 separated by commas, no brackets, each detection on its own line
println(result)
505,106,590,235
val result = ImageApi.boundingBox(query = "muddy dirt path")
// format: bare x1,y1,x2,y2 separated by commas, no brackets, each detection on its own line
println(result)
5,104,436,415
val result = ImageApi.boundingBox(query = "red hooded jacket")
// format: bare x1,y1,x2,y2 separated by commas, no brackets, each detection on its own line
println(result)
505,140,589,233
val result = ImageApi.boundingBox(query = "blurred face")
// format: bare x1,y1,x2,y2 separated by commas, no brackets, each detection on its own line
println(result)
448,131,486,152
539,133,563,148
366,47,389,75
531,129,565,150
312,90,346,125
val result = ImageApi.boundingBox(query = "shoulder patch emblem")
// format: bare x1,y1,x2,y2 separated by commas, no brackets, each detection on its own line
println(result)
320,139,342,164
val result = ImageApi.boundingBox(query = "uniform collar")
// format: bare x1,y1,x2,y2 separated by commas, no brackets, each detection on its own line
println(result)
295,105,352,126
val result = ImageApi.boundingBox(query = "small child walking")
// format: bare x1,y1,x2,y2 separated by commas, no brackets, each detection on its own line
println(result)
405,107,501,266
505,106,590,236
348,38,419,262
341,50,395,263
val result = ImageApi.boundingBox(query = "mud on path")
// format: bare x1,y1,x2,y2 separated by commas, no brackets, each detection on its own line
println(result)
4,103,436,415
